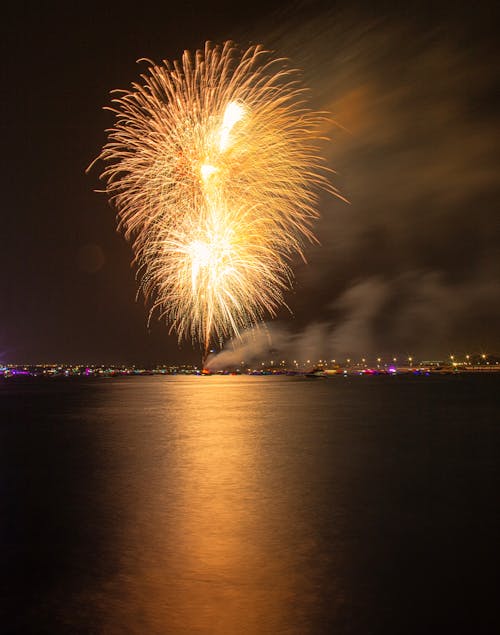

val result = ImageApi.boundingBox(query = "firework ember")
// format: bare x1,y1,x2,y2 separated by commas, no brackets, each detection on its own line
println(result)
94,41,335,351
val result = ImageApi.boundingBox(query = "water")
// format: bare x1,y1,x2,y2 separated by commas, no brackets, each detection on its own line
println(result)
1,375,498,634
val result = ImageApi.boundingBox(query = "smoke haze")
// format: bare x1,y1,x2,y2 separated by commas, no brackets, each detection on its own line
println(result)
208,3,499,367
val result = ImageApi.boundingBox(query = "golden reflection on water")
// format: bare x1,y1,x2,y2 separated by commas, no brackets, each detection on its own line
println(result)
94,376,329,634
7,374,496,633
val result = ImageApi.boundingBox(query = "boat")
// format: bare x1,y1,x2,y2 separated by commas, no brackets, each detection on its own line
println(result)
304,368,327,378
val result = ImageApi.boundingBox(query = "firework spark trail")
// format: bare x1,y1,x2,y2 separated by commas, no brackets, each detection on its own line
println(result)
93,41,337,351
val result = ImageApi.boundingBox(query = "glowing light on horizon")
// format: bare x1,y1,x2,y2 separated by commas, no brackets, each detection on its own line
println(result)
93,42,336,350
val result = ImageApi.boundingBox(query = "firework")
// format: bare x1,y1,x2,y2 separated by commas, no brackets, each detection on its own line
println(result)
93,41,336,350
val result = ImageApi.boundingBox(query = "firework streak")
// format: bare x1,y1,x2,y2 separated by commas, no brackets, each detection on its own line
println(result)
95,42,335,350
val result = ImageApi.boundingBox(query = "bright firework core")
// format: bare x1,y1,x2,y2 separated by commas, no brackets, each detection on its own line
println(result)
96,42,336,351
218,101,245,151
186,236,232,292
188,240,212,271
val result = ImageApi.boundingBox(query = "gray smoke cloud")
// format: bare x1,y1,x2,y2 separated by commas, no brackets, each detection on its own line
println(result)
206,266,499,369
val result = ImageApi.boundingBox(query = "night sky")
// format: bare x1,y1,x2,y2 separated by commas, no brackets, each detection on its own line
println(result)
3,1,499,365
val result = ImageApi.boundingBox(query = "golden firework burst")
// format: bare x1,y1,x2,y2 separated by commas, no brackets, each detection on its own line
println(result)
93,41,336,351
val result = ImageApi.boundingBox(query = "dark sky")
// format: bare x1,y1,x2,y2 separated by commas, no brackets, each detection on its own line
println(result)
3,1,499,365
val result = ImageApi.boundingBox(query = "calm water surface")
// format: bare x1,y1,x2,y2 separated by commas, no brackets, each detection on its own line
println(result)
1,375,498,634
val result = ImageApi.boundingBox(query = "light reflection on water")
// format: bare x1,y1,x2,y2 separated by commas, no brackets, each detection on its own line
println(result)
2,374,498,634
90,376,344,634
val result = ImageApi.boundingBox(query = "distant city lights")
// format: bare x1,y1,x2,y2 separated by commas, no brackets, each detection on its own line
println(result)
0,353,498,378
